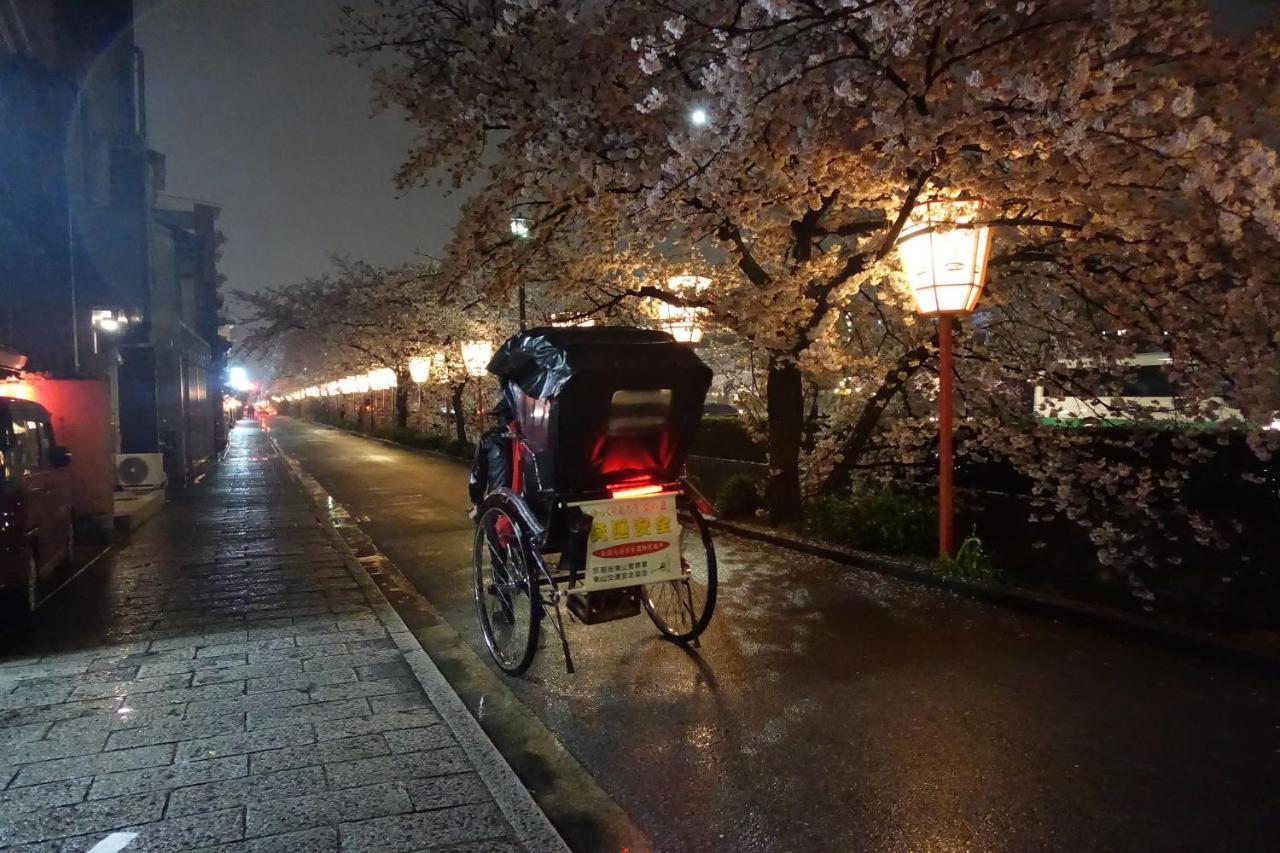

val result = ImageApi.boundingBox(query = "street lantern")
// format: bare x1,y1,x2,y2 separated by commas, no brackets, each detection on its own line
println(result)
896,198,992,316
894,197,993,558
461,340,493,378
656,275,710,344
462,340,495,421
367,368,397,391
509,217,534,330
408,356,433,384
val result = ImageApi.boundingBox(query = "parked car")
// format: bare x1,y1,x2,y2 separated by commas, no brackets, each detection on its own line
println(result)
0,397,73,612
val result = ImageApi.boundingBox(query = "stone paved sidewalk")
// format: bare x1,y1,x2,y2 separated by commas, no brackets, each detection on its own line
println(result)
0,420,567,853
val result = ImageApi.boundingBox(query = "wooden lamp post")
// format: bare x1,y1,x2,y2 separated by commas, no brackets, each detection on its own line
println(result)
894,198,993,557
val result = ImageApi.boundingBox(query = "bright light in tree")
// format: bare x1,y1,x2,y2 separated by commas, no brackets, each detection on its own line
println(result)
228,366,253,391
655,275,711,344
510,217,532,239
689,107,709,126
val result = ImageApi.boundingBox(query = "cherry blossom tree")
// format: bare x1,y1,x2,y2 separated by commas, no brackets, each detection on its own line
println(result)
236,258,501,439
338,0,1280,558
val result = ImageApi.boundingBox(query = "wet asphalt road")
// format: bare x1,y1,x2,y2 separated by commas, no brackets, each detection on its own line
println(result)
267,417,1280,853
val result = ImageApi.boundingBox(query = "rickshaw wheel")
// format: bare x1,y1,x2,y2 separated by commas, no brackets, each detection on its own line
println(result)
473,504,540,674
642,503,717,642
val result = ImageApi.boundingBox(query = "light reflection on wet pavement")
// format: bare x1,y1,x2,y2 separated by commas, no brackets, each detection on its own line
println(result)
271,417,1280,853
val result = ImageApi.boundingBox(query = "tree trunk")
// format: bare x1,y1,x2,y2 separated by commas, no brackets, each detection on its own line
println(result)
394,374,410,429
451,383,467,445
766,355,806,525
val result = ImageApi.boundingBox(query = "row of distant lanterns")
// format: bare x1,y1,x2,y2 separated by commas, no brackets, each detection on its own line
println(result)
269,274,711,406
273,340,496,403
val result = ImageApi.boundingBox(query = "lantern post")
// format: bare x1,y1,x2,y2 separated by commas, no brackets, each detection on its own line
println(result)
893,198,993,557
510,217,533,331
408,356,433,431
462,340,495,429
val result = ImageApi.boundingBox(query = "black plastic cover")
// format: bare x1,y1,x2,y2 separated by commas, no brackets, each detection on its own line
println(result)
488,326,707,399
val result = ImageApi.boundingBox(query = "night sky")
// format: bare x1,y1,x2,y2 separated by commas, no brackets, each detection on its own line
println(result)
133,0,466,310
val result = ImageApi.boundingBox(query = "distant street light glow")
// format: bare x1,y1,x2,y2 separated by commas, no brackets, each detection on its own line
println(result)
510,217,532,239
228,366,253,392
689,107,709,126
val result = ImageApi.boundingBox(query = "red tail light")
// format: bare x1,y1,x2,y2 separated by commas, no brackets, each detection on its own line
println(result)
609,484,665,499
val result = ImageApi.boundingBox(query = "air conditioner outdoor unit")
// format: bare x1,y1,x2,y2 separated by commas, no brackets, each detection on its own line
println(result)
115,453,167,491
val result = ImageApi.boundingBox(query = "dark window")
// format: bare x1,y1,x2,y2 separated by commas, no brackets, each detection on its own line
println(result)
1121,366,1176,397
607,390,672,436
9,406,46,476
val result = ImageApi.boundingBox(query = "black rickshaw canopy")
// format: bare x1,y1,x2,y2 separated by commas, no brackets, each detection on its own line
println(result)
487,326,713,498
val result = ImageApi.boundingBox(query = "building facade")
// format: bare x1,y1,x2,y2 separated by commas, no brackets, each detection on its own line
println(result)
0,0,227,505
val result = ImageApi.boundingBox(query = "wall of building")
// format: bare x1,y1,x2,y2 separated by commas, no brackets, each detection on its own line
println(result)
1,1,228,495
0,0,149,379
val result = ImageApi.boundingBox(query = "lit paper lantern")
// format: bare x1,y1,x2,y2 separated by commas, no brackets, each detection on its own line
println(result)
461,340,494,377
894,198,992,316
656,275,710,343
408,356,433,384
368,368,397,390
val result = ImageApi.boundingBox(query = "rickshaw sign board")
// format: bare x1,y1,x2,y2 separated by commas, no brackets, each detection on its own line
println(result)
575,493,684,591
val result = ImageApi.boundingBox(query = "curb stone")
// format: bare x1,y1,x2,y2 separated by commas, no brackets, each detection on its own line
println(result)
270,440,571,853
707,517,1280,677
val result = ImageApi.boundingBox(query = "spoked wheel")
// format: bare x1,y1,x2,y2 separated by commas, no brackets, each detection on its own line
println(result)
643,503,717,642
473,505,540,674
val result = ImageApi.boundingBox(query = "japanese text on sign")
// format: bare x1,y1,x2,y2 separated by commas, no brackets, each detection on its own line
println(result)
576,494,683,591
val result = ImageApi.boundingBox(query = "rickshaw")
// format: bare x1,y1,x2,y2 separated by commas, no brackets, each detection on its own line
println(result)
472,326,718,675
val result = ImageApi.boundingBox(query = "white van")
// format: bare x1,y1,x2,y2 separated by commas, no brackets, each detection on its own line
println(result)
1033,353,1245,427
